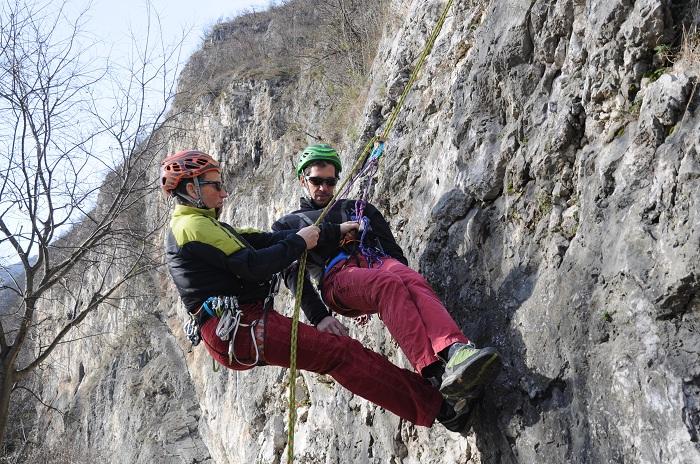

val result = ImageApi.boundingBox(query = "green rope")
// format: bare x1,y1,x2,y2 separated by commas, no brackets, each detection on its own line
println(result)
286,1,455,461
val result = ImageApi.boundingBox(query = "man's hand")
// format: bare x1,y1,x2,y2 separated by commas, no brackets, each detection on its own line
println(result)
296,225,320,249
316,315,350,337
339,221,359,235
339,221,359,242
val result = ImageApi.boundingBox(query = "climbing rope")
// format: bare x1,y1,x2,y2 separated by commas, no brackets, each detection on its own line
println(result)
286,0,455,461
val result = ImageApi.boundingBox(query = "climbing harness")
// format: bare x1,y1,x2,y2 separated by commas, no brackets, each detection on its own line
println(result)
323,250,351,275
212,296,261,367
287,1,456,462
215,275,280,366
183,274,280,369
319,141,388,273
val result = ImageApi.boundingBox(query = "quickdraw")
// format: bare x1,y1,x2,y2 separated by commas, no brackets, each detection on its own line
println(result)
183,315,201,346
212,296,261,367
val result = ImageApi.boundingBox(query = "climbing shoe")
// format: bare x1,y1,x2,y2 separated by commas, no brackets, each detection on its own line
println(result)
437,397,475,434
440,344,501,400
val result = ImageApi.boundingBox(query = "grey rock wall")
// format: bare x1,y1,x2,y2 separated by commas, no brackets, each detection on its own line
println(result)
29,0,699,463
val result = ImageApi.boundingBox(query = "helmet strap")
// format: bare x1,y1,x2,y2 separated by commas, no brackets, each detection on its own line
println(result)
191,177,208,209
175,177,208,209
174,191,199,206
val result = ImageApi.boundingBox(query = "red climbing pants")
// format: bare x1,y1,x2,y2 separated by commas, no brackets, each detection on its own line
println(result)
200,303,443,427
321,256,469,374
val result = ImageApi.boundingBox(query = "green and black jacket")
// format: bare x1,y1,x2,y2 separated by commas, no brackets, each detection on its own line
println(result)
165,204,340,312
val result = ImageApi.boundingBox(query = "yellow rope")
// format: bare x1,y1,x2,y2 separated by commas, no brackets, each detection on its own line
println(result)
287,1,455,461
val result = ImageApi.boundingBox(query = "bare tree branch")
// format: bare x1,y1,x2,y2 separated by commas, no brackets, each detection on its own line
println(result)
16,238,151,378
12,385,64,418
0,0,187,449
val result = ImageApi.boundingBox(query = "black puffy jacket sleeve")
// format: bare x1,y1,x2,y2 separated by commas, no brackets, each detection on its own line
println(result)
270,221,339,325
193,225,308,282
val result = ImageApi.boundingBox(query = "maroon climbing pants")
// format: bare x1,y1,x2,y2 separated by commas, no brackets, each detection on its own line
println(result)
322,256,469,374
200,303,443,427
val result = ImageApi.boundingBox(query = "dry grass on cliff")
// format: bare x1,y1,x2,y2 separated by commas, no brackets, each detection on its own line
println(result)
675,26,700,75
176,0,387,106
674,0,700,75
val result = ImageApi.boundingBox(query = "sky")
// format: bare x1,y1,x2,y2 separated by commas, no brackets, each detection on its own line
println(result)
0,0,268,267
76,0,268,61
65,0,273,153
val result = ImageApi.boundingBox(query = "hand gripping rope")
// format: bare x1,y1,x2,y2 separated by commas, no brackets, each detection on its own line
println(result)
286,1,456,462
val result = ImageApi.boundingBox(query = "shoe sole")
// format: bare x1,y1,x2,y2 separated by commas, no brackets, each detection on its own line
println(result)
442,400,475,433
440,347,501,399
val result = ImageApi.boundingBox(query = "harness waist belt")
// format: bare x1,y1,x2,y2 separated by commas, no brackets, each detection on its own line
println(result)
190,288,272,327
324,251,350,275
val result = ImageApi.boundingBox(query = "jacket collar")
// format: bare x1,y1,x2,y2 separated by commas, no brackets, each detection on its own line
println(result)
298,196,352,211
299,196,323,210
173,204,217,218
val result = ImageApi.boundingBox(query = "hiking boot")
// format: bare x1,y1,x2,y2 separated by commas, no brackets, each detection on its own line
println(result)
440,344,501,400
437,397,475,434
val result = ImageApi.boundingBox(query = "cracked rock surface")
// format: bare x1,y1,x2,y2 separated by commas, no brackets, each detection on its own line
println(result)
28,1,699,463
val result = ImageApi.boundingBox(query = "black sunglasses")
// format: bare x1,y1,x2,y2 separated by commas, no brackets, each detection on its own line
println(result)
305,176,338,187
199,180,224,191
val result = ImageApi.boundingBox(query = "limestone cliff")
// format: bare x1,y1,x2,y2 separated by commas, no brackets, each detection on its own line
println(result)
22,0,700,463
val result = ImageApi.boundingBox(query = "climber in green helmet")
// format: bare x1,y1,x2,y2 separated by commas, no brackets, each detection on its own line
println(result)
272,143,503,434
295,144,343,176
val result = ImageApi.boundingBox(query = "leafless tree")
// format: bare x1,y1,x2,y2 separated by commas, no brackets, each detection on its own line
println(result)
312,0,385,81
0,0,184,451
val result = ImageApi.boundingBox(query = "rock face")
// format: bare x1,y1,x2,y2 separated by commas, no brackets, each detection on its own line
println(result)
26,0,699,463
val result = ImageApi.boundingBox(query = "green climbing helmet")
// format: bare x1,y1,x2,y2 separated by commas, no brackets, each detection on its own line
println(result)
295,144,342,176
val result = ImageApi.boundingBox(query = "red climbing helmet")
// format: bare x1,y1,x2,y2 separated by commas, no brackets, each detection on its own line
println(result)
161,150,220,195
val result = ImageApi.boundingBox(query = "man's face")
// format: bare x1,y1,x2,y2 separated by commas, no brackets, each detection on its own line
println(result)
187,170,228,209
300,164,338,207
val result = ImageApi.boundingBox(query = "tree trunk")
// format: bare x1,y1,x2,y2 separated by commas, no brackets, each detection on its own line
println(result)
0,352,17,450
